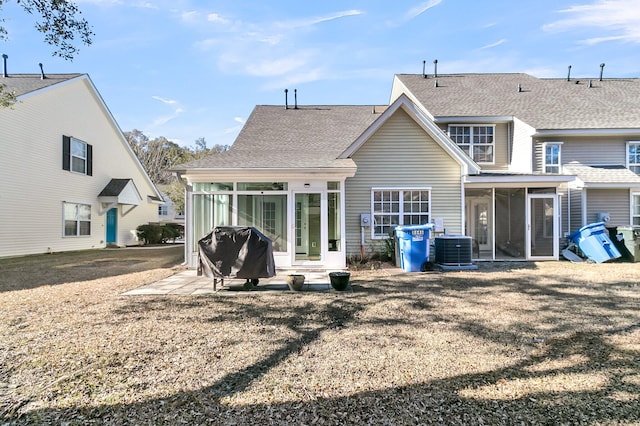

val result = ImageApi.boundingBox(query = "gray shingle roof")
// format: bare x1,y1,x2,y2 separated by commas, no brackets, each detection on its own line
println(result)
175,105,383,170
563,163,640,185
98,178,133,197
1,73,84,97
396,73,640,130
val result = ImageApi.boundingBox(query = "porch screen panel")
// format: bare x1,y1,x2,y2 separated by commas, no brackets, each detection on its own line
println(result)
494,188,525,259
530,197,554,257
238,194,287,251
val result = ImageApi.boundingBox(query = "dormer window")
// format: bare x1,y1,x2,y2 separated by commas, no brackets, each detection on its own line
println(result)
448,125,494,164
543,142,562,174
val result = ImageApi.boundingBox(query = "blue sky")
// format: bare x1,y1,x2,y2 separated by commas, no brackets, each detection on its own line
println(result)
2,0,640,147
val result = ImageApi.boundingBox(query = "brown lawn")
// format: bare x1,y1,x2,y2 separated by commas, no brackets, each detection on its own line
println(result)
1,246,639,425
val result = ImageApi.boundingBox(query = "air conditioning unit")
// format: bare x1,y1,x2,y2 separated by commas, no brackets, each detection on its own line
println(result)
597,212,610,223
434,235,473,266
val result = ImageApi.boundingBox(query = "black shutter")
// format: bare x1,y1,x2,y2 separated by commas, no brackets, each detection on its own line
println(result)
62,135,71,171
86,144,93,176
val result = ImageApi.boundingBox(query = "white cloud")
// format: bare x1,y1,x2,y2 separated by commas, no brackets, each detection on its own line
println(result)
276,9,363,29
479,38,507,50
404,0,443,21
152,96,178,105
207,13,229,24
224,117,246,134
150,96,184,126
543,0,640,44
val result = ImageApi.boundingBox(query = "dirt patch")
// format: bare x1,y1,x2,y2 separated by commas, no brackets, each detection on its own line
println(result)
1,252,639,424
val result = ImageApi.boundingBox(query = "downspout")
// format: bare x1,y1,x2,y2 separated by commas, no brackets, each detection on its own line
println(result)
176,172,192,266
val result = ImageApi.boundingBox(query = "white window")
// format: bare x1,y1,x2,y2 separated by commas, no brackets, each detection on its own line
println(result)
372,189,430,238
633,194,640,226
543,142,562,173
62,135,92,176
449,125,495,164
628,142,640,175
63,202,91,237
158,205,169,216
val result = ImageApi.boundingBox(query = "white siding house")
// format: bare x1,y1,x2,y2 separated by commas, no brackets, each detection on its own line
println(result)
0,72,163,258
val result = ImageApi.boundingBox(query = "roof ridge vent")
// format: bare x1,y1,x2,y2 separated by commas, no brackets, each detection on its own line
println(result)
2,54,7,78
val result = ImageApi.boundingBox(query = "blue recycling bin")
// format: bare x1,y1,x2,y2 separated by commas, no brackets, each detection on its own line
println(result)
568,222,621,263
395,224,434,272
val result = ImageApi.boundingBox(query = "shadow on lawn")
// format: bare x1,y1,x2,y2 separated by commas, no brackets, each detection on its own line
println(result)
5,266,640,424
0,246,184,292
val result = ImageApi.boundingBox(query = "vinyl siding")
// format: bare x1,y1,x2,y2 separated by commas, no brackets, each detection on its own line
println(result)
534,136,628,172
586,189,629,227
568,188,584,231
511,118,534,173
345,108,463,257
0,78,158,258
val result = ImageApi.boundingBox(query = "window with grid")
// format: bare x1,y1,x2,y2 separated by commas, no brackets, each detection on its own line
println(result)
372,189,430,238
543,143,561,173
629,142,640,175
633,194,640,226
63,202,91,237
449,125,494,163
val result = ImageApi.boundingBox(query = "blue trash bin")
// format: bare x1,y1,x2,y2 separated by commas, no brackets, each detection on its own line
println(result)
568,222,621,263
395,224,434,272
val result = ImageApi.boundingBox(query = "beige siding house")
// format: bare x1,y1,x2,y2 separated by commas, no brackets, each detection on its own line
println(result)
174,71,640,269
0,73,163,258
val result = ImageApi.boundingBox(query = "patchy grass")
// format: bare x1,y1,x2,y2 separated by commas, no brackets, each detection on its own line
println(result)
1,249,639,425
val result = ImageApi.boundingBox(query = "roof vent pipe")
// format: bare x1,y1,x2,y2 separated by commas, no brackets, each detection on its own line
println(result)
434,79,438,88
599,63,605,81
422,60,427,78
39,62,46,79
567,65,572,81
284,89,288,110
2,54,7,78
588,80,593,88
294,89,298,109
433,59,438,78
517,83,522,92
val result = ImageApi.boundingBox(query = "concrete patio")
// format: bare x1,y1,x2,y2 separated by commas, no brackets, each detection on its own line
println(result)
122,269,344,295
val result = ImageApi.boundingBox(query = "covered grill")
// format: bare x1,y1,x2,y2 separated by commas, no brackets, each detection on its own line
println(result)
197,226,276,290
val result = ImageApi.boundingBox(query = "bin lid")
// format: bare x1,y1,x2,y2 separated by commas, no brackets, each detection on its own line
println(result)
395,224,434,232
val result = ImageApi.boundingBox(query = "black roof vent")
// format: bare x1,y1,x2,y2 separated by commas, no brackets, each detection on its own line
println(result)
433,59,438,78
422,60,427,78
39,62,46,79
2,54,7,78
599,63,605,81
567,65,572,81
294,88,298,109
284,89,288,110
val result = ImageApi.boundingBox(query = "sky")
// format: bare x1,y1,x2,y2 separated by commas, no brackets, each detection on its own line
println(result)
2,0,640,148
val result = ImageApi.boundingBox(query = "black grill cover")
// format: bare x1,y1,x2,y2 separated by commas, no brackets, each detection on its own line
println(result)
197,226,275,279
